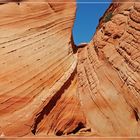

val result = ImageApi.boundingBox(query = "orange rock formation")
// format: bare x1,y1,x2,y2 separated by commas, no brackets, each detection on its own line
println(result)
0,0,83,136
0,0,140,137
78,1,140,136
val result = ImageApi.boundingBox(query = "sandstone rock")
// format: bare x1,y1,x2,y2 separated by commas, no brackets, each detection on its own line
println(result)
77,0,140,136
0,0,140,138
0,0,86,137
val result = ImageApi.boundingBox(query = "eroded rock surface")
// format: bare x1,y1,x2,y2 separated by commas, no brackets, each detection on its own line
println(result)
0,0,140,137
0,0,86,137
77,1,140,136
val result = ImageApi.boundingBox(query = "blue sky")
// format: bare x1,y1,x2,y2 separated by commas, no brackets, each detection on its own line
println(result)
73,0,112,45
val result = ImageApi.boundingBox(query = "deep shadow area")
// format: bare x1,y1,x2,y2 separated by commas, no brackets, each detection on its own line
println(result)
31,69,77,135
133,108,140,122
67,122,85,135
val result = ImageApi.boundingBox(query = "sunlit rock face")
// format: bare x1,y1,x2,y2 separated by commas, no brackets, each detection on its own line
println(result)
0,0,140,137
0,0,87,137
77,1,140,136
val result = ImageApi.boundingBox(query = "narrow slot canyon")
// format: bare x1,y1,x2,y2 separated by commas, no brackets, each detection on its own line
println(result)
0,0,140,138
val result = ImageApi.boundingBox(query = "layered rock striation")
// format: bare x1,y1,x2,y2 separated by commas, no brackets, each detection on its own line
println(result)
0,0,140,137
77,1,140,136
0,0,86,136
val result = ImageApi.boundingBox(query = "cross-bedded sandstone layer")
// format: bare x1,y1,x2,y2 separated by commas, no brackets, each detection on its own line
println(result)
77,1,140,136
0,0,86,136
0,0,140,137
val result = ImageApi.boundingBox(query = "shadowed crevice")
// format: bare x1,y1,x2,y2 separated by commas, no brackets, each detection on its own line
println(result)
67,122,85,135
133,108,140,122
31,69,77,135
48,3,56,12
